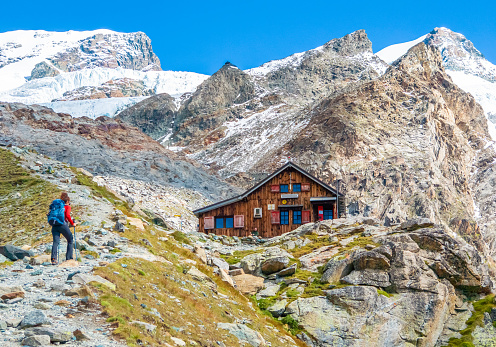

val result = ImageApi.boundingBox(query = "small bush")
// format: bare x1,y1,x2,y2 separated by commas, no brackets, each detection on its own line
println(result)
281,315,302,335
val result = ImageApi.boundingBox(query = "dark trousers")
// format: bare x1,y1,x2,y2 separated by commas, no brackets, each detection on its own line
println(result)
51,224,74,261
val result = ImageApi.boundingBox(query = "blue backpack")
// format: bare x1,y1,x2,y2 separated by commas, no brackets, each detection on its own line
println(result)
47,199,65,226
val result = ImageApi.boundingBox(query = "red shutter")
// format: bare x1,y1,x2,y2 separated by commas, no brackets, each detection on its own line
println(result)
302,210,311,224
271,211,280,224
234,215,244,228
271,185,280,192
204,216,214,230
301,183,310,191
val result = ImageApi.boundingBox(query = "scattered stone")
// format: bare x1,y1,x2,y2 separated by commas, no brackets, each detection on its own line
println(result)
0,320,6,330
30,269,43,276
21,335,51,346
274,263,297,277
187,266,217,292
193,245,207,264
268,299,288,318
6,317,22,328
25,327,72,342
256,284,279,299
299,246,339,271
114,221,125,232
171,336,186,346
99,261,110,266
232,274,264,295
399,218,434,231
128,217,145,230
1,291,24,300
217,322,266,347
73,329,92,341
209,257,230,271
33,302,51,310
30,254,51,266
72,273,116,290
131,321,157,333
229,268,245,276
55,300,71,306
0,244,34,261
261,256,290,275
20,310,51,329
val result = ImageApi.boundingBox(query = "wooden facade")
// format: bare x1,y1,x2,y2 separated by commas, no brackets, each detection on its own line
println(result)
194,162,345,238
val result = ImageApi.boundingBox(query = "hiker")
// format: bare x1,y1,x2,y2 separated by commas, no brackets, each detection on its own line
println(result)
49,192,76,265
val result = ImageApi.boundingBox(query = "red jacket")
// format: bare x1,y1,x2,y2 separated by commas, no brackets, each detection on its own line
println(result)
65,205,75,226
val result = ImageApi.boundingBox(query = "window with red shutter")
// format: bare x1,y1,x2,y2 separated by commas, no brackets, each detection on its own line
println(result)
271,211,280,224
271,185,280,192
204,216,214,229
234,215,245,228
302,210,311,224
301,183,310,191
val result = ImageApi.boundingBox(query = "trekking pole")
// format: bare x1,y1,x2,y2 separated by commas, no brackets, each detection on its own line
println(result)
74,226,79,263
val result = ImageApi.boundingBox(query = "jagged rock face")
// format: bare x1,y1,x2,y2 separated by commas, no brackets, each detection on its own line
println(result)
30,32,161,79
0,102,237,200
246,43,490,229
53,78,154,101
116,93,176,140
30,61,60,80
254,30,386,99
283,221,493,347
173,62,259,143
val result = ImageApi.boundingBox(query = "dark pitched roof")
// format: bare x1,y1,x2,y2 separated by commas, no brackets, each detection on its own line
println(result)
193,162,344,216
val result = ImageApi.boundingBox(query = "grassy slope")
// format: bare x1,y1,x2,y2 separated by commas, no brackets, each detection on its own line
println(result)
0,148,60,246
92,223,304,346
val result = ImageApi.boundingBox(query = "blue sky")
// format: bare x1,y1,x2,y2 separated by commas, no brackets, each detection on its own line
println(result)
2,0,495,75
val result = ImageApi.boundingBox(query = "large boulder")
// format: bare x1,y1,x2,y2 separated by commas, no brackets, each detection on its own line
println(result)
340,269,391,287
232,274,264,295
0,244,34,261
21,335,51,346
261,256,289,275
24,327,72,343
299,245,339,271
321,257,353,284
20,310,51,329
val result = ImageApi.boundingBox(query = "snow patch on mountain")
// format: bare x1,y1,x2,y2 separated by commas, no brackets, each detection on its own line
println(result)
376,35,428,64
40,96,149,119
0,67,208,104
0,29,118,91
189,105,310,177
245,46,324,76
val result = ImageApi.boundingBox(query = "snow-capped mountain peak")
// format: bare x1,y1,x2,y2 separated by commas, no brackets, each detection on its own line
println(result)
377,27,496,139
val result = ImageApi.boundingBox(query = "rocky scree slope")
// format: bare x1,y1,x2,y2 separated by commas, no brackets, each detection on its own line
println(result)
209,217,496,347
0,146,303,347
0,102,240,201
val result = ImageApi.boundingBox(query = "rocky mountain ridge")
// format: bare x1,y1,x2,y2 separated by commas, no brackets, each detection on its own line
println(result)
0,102,240,201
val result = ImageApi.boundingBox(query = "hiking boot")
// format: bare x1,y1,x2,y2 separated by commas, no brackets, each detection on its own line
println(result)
51,259,58,265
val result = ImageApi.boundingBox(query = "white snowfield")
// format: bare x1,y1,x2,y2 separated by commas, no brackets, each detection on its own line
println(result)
0,67,208,104
376,35,428,64
39,96,150,119
0,29,208,118
0,29,118,92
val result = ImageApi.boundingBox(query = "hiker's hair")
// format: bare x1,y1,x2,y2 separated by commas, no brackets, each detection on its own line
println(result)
60,192,70,204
